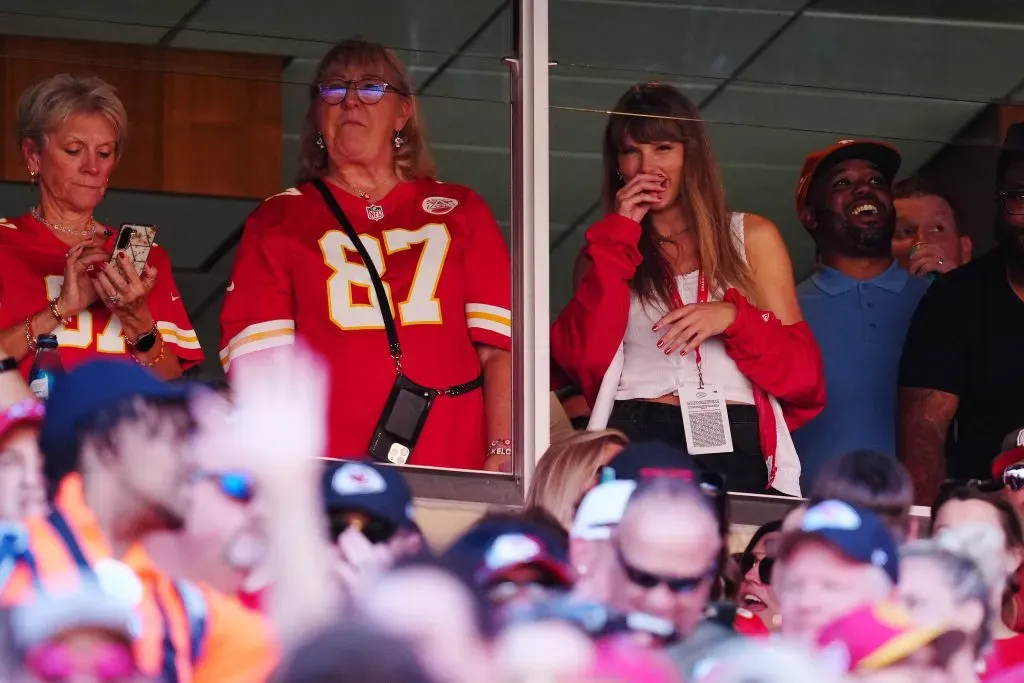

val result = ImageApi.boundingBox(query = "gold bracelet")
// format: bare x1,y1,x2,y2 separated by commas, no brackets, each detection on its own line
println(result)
23,318,37,354
48,298,71,326
131,332,165,368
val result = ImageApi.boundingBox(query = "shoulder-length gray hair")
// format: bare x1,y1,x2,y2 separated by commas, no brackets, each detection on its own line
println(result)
296,38,435,185
16,74,128,159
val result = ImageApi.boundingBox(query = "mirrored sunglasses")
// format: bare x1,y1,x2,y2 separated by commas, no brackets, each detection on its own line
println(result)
1004,464,1024,491
191,469,254,503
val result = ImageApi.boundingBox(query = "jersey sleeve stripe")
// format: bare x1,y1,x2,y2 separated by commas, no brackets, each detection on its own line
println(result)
466,317,511,338
466,303,511,323
219,320,296,369
157,322,201,349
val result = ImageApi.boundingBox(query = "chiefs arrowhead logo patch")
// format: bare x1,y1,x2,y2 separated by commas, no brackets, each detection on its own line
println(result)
422,196,459,215
332,462,386,496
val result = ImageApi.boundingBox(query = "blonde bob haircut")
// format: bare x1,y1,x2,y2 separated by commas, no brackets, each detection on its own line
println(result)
525,429,628,529
16,74,128,160
296,37,436,185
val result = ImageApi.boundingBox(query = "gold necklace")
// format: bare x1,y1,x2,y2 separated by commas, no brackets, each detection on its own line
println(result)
331,176,397,223
31,206,100,237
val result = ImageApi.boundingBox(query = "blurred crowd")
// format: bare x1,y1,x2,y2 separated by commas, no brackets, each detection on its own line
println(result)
0,27,1023,683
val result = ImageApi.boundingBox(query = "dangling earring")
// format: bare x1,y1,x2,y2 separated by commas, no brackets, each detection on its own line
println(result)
28,170,37,185
316,132,325,149
616,170,624,182
393,130,405,149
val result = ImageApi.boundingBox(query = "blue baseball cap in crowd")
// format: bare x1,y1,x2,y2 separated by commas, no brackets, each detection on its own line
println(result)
39,359,191,461
321,460,417,530
600,441,726,495
777,499,899,584
443,516,574,589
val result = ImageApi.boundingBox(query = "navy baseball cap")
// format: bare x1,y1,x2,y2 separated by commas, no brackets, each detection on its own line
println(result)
321,460,416,530
39,359,190,461
601,441,725,494
443,517,574,589
778,500,899,584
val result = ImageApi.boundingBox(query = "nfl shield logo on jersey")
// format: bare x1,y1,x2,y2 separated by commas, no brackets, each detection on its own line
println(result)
365,204,385,221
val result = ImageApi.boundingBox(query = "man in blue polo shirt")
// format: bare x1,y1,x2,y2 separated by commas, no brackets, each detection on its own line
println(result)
792,140,930,490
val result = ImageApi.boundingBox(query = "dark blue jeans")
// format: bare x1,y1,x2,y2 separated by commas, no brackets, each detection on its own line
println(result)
607,399,770,494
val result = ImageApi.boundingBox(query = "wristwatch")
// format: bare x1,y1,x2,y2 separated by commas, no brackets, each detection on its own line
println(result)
0,357,18,373
127,328,159,354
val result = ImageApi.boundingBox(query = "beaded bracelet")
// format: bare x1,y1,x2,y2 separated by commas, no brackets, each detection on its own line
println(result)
487,438,512,457
130,332,165,368
48,298,71,326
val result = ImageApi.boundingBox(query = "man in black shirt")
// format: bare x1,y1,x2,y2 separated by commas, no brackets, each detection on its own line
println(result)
898,123,1024,503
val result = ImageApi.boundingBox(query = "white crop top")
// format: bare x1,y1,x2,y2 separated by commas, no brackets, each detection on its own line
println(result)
616,213,755,404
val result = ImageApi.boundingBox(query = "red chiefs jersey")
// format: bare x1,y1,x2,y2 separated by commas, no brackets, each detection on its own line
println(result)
219,179,512,469
0,213,203,373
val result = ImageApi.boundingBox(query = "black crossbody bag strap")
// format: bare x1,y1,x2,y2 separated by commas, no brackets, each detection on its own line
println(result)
312,179,402,362
311,180,482,396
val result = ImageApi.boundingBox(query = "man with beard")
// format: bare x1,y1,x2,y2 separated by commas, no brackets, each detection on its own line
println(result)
898,124,1024,504
793,141,930,489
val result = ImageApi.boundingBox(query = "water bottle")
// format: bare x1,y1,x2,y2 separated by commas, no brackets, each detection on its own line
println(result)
28,334,64,401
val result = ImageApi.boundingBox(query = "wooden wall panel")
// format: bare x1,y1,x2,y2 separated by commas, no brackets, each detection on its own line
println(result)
161,51,282,198
0,36,284,200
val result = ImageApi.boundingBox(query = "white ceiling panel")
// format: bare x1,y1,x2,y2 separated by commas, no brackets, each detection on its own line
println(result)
175,0,510,62
551,0,793,78
0,1,194,28
549,64,718,112
704,85,981,149
0,12,167,46
744,10,1024,102
815,0,1024,23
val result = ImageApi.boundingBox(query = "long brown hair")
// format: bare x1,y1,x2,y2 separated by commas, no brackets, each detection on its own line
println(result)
601,83,754,307
296,38,435,185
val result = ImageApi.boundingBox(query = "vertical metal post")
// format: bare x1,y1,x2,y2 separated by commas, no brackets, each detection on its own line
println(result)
506,0,549,496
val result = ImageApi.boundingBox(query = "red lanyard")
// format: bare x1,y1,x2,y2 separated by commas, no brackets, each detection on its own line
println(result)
666,271,709,386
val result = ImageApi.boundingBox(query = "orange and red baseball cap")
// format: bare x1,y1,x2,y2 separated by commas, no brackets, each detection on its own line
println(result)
817,602,963,673
795,139,902,212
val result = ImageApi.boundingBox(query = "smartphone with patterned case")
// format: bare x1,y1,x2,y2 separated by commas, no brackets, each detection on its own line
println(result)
109,224,157,277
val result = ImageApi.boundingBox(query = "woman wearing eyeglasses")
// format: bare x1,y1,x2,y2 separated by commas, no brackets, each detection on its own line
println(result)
220,38,512,471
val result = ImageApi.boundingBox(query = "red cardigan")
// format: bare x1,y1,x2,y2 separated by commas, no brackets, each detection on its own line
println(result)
551,214,825,467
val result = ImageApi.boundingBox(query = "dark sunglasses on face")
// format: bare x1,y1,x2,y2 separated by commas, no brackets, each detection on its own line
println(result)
317,78,403,106
328,511,397,545
191,469,254,503
739,553,774,585
615,546,716,594
1004,464,1024,491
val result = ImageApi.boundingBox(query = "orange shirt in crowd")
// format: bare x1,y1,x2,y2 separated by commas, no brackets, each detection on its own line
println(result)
0,475,277,683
